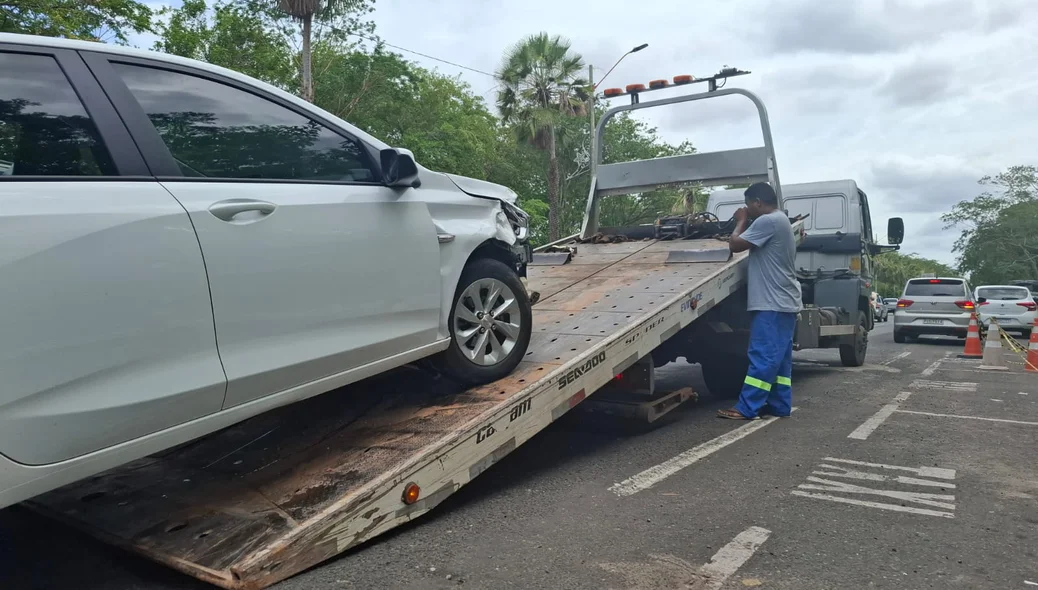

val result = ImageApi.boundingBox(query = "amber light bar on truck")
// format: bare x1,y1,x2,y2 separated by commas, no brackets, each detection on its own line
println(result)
600,67,752,104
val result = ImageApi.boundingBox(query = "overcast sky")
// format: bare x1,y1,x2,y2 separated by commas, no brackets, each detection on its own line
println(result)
130,0,1038,265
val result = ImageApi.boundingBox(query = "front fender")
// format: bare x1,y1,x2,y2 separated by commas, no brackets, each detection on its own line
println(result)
431,200,528,340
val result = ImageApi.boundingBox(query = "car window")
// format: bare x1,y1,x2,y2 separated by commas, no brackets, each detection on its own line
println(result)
977,287,1030,301
0,52,116,176
904,279,966,297
111,63,377,182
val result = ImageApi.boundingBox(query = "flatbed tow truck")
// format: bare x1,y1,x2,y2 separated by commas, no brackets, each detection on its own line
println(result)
26,69,806,589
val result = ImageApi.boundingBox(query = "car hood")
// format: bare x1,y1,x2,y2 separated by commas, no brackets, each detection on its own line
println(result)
442,173,518,204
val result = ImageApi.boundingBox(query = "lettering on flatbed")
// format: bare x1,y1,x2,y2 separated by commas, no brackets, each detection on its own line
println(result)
509,398,532,422
476,424,496,444
681,292,703,313
624,311,669,346
557,351,607,390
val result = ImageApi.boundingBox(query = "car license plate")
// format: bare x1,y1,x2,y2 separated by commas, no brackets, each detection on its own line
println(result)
923,319,943,325
994,316,1015,323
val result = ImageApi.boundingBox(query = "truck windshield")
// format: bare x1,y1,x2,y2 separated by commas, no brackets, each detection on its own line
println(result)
977,287,1030,301
905,279,966,297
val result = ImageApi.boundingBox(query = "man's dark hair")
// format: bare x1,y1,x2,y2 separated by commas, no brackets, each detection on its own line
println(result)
744,182,778,206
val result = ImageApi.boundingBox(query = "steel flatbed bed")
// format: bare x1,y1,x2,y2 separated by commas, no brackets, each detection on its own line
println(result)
26,236,751,589
26,69,790,589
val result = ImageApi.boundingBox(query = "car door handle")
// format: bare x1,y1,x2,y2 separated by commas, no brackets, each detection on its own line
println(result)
208,199,277,222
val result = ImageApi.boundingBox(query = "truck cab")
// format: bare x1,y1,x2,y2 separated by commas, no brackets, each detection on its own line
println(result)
707,180,904,365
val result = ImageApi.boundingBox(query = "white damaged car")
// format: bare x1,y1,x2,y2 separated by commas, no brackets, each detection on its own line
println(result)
0,33,532,508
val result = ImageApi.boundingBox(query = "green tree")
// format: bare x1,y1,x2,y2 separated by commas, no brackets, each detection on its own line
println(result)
873,252,959,298
153,0,295,89
942,165,1038,284
271,0,376,102
496,32,588,241
0,0,152,43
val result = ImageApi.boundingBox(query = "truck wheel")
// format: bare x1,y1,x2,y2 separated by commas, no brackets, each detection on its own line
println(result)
840,310,868,367
700,355,750,397
436,258,532,385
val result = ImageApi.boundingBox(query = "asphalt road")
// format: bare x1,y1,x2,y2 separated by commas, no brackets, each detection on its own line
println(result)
3,320,1037,589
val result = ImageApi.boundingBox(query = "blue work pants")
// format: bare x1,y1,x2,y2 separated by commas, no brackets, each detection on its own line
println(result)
734,311,796,418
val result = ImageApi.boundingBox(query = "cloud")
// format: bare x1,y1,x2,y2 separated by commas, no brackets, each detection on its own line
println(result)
759,0,987,55
866,154,989,214
876,59,958,107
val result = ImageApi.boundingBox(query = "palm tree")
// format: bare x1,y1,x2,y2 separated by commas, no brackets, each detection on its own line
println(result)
497,33,587,241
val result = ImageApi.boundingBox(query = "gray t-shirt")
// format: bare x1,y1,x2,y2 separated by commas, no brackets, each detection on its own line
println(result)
740,210,803,313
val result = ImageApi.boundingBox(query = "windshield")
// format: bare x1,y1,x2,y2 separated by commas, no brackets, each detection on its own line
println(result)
977,287,1031,301
904,279,966,298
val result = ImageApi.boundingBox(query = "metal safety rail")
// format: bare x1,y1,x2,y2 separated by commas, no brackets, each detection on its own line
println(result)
580,67,783,239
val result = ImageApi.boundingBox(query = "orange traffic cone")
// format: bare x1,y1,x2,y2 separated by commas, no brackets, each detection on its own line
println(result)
979,318,1008,370
1026,319,1038,373
959,312,984,359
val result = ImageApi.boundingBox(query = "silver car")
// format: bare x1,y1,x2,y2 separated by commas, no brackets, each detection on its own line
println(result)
0,34,534,508
893,277,976,343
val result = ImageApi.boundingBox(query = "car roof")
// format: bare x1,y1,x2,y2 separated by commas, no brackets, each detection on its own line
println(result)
0,32,392,151
906,276,965,282
976,285,1031,290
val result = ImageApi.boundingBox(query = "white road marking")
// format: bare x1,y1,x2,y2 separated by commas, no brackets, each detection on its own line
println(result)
797,476,955,510
608,409,798,497
1024,580,1038,586
895,410,1038,426
820,457,955,479
814,464,956,489
910,379,977,392
698,526,772,590
848,392,912,440
790,491,955,518
991,399,1003,402
920,356,947,377
882,351,911,365
1020,392,1030,396
793,458,957,518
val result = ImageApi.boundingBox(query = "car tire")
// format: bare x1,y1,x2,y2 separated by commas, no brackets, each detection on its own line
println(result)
435,258,532,386
894,330,906,344
840,310,869,367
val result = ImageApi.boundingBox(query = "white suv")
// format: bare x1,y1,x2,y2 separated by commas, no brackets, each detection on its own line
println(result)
0,34,533,508
974,285,1037,337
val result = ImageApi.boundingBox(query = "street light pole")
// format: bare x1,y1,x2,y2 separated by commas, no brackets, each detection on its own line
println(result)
589,44,647,176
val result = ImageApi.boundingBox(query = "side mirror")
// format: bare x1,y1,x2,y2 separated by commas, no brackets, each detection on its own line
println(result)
380,148,421,188
887,217,904,245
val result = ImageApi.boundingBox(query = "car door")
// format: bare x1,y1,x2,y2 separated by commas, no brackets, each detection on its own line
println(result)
0,45,226,465
85,53,443,409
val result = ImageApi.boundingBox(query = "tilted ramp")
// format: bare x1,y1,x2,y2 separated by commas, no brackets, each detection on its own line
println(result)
26,237,750,589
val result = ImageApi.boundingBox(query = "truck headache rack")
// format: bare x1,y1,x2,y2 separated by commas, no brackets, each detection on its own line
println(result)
582,67,782,239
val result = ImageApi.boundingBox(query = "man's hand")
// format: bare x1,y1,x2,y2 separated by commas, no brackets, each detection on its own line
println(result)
729,207,753,253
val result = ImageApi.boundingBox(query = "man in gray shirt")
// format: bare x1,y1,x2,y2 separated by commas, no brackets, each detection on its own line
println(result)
717,182,803,420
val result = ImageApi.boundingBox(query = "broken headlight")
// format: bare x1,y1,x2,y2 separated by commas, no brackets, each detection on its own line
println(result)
500,200,530,242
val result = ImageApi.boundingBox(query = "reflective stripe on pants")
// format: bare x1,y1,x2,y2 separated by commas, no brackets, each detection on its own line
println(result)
734,310,796,418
